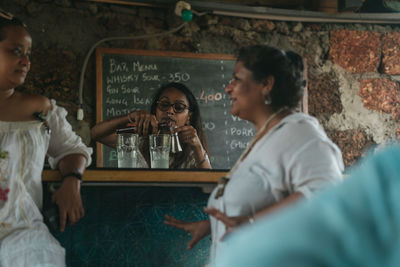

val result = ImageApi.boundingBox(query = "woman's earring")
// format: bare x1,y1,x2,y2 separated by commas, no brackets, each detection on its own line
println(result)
264,95,272,105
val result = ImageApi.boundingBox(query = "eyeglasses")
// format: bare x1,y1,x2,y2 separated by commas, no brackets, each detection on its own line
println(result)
157,101,189,113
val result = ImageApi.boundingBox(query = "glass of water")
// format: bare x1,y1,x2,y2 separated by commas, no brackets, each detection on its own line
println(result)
149,134,171,169
117,133,139,168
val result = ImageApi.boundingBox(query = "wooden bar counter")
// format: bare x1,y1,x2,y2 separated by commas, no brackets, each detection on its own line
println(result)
42,169,226,183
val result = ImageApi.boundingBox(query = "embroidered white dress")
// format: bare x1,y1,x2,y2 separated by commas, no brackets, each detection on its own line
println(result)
0,100,92,266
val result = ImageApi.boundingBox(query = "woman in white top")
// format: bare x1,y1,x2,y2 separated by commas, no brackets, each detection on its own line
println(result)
164,45,344,263
0,10,92,266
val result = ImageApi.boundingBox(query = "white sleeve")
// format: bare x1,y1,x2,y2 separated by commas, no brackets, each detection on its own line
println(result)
288,138,344,198
46,99,93,169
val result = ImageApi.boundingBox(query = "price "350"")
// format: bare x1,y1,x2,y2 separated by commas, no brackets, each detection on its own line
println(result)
167,72,190,83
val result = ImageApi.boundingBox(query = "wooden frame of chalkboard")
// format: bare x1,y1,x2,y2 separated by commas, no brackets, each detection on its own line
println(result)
96,48,260,175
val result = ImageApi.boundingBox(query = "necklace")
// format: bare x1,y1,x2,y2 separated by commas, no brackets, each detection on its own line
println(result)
215,107,289,199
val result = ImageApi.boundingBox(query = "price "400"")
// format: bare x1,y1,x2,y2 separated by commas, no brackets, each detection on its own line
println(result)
199,90,223,104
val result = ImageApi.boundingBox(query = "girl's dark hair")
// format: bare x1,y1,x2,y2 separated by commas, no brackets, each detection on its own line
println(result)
0,12,27,41
150,82,209,168
237,45,304,111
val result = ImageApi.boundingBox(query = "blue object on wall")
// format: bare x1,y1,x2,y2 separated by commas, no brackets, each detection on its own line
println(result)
45,185,211,267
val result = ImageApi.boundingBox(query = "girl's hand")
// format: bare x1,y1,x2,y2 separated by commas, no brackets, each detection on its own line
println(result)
128,110,158,136
174,125,202,149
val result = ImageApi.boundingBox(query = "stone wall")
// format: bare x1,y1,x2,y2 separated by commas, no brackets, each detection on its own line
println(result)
4,0,400,167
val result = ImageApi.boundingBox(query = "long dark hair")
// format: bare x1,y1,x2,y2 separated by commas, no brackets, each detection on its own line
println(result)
0,10,27,41
237,45,303,111
150,82,209,168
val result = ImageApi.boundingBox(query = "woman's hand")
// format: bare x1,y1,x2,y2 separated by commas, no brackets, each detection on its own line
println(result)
164,215,211,250
174,125,202,149
173,125,211,168
204,206,251,240
128,110,158,136
51,177,84,232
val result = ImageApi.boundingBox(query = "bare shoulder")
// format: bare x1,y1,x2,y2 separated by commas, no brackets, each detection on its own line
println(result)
20,93,52,114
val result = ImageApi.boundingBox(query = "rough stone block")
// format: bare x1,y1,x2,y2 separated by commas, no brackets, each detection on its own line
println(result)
329,30,381,73
359,78,400,121
23,47,79,105
251,19,275,32
328,129,375,167
381,32,400,75
308,72,342,116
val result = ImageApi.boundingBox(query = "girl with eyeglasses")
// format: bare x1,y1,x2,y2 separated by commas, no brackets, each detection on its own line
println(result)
0,11,92,266
91,82,211,169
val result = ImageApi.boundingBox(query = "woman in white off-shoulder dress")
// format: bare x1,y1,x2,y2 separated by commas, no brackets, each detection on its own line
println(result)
0,10,92,266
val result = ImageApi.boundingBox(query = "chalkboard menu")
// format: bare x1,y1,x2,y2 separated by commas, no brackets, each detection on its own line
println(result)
96,48,254,169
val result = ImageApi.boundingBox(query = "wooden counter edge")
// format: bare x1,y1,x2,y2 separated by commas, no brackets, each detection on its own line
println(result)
42,169,225,183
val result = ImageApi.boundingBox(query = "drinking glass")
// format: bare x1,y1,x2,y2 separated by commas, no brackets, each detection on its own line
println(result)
149,134,171,169
117,133,139,168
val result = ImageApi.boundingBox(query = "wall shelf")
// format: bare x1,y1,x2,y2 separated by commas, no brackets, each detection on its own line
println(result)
89,0,400,24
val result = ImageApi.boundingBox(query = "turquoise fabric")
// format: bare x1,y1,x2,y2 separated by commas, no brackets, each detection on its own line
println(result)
215,145,400,267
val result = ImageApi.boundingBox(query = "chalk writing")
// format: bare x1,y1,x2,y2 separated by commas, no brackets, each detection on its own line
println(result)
132,95,152,105
106,107,131,117
199,90,223,104
109,150,117,161
97,48,254,169
109,59,129,73
106,97,128,107
142,73,160,82
106,74,139,84
121,85,140,94
230,140,250,150
230,127,254,137
106,85,119,94
202,121,216,131
167,72,190,83
132,61,157,72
